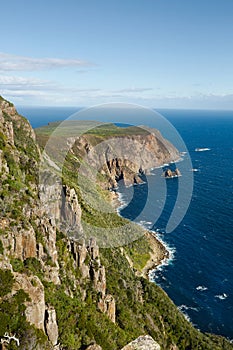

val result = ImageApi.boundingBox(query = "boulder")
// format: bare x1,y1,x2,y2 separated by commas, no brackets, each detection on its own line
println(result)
121,335,161,350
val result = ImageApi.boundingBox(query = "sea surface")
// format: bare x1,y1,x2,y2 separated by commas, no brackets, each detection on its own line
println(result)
19,106,233,340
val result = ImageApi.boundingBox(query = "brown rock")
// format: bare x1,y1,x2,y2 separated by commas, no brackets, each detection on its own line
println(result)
80,130,180,188
1,226,37,260
86,344,102,350
121,335,161,350
13,273,45,331
45,307,59,346
98,294,116,323
88,237,99,260
4,121,14,145
77,242,88,267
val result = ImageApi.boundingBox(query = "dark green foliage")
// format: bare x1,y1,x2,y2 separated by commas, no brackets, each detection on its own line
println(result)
0,288,48,349
124,236,151,270
0,269,14,297
44,282,82,349
10,257,43,279
0,289,29,336
10,258,25,273
100,248,232,350
0,101,232,350
0,240,4,254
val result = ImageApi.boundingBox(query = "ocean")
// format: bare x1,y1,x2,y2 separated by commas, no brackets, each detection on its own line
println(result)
18,106,233,340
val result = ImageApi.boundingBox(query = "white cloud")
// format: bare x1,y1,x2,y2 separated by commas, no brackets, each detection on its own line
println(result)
0,52,92,71
112,87,154,93
0,75,56,90
1,72,233,109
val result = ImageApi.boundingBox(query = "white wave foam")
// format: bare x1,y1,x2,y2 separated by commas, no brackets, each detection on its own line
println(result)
115,192,176,276
138,220,153,227
148,230,176,281
196,285,208,292
191,168,199,172
178,306,191,322
195,147,211,152
215,293,228,300
178,304,199,312
116,192,129,212
177,305,199,323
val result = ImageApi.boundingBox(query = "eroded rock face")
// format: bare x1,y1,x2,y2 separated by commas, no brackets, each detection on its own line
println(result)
68,237,116,323
45,307,59,346
39,177,83,236
75,131,180,188
98,294,116,323
61,186,83,233
1,225,37,260
4,121,14,146
13,273,45,331
0,149,9,175
121,335,161,350
0,98,36,144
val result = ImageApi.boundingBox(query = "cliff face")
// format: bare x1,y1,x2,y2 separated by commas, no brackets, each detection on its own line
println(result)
71,128,180,188
0,98,120,348
0,97,232,350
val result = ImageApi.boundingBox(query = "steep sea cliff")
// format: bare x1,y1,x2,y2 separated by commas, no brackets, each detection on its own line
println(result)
0,97,232,349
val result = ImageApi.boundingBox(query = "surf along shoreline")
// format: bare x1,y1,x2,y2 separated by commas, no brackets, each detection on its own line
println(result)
110,163,179,280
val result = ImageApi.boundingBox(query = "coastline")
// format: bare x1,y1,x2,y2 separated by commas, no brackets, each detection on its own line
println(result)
110,188,171,279
108,155,183,278
141,230,169,279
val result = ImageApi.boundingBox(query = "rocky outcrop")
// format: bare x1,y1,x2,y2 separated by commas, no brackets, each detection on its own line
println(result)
163,168,181,178
1,225,37,260
39,174,83,238
0,98,169,346
0,149,9,175
61,186,83,234
72,128,180,188
121,335,161,350
2,97,231,350
45,307,59,346
13,273,45,331
0,98,36,142
98,294,116,323
69,237,116,322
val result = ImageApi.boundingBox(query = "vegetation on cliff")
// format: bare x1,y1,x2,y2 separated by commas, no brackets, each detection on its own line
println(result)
0,96,232,350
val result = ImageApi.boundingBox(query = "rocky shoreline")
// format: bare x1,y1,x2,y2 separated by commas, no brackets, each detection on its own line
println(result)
141,231,169,279
111,189,170,279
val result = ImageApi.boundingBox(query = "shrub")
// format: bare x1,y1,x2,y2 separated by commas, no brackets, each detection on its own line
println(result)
0,269,14,297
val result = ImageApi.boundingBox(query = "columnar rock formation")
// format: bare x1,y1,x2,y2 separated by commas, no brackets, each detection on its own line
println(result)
45,307,59,346
69,237,116,323
1,97,231,350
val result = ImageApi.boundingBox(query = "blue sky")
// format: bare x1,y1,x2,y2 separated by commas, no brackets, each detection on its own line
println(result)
1,0,233,108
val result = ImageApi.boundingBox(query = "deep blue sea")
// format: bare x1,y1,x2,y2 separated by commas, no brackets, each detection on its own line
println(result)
19,106,233,340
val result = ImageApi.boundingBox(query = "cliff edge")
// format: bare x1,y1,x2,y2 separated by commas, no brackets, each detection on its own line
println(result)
0,96,232,350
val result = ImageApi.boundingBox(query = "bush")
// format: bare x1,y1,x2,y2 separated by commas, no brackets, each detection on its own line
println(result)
0,269,14,297
0,240,4,254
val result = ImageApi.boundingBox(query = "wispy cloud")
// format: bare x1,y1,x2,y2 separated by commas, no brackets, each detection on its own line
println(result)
0,52,92,71
2,71,233,109
0,75,57,90
112,87,154,93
